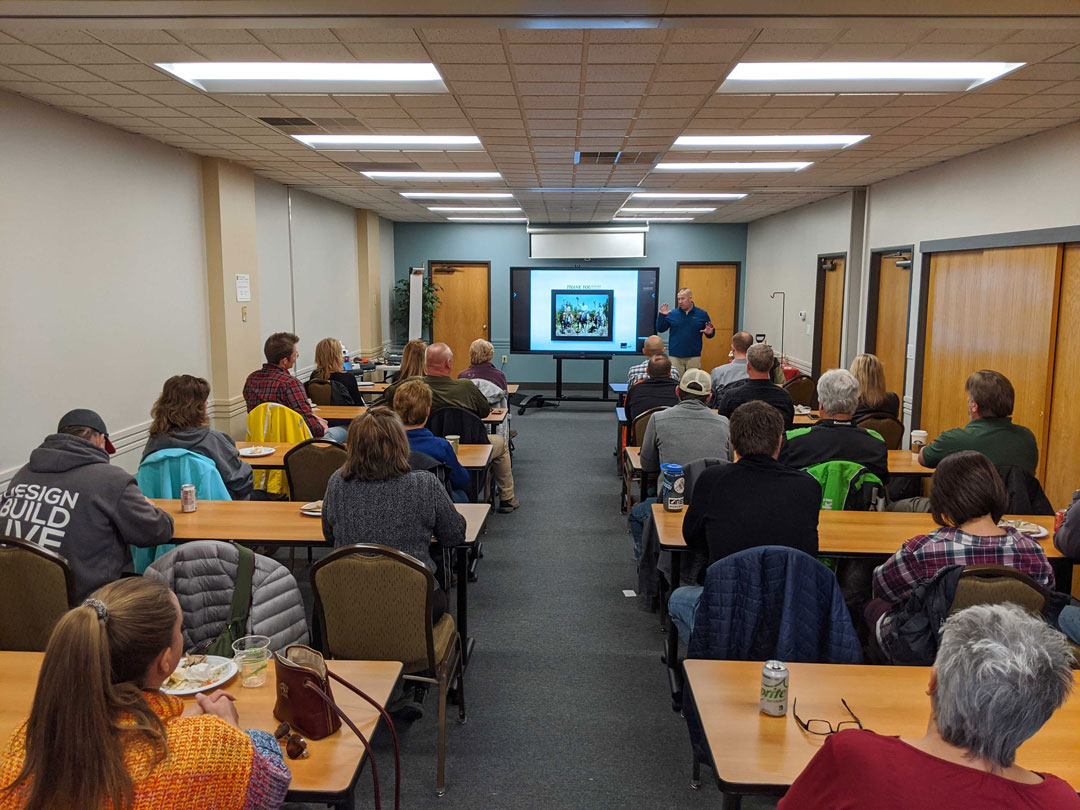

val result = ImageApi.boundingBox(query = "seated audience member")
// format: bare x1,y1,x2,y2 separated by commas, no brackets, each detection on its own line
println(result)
850,353,900,420
624,355,680,423
322,406,465,624
142,374,255,501
398,338,428,381
866,451,1053,649
0,577,291,810
0,410,173,600
709,330,753,394
668,401,821,642
393,379,470,502
716,343,795,430
628,368,732,562
919,369,1037,473
1054,488,1080,559
310,337,366,405
778,603,1080,810
458,338,507,392
627,335,680,385
243,331,346,442
780,368,889,485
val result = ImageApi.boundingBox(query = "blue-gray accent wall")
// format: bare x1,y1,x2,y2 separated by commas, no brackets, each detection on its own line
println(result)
392,222,748,384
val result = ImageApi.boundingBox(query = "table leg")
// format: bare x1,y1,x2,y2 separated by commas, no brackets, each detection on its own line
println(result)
665,550,683,704
456,546,471,665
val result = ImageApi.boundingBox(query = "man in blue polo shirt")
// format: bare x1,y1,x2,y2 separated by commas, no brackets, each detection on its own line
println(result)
654,287,715,376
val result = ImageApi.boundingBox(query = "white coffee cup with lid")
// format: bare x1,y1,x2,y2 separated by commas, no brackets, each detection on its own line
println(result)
910,429,929,461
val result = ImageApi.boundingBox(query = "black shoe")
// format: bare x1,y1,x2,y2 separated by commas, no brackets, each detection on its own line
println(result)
498,497,520,513
389,700,424,723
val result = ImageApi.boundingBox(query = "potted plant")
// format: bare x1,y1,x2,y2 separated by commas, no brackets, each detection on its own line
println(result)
391,277,442,340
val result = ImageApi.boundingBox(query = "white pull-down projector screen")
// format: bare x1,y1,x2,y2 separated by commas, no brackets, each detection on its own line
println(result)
528,226,647,259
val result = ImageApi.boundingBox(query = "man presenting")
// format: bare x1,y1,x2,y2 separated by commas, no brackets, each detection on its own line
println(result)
655,288,714,376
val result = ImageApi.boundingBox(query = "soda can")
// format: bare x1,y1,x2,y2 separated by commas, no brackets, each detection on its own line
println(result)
760,660,789,717
1055,509,1066,534
180,484,197,513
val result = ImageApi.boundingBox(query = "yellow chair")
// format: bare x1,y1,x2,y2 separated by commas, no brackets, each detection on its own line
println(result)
311,544,465,795
245,402,312,496
0,536,76,651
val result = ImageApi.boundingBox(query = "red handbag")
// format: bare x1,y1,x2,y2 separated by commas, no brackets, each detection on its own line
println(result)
273,644,400,810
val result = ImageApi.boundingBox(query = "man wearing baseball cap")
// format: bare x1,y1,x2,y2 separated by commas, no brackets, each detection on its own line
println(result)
628,367,732,563
0,409,174,599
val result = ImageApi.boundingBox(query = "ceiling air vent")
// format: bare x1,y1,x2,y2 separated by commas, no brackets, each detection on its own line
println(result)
259,117,316,127
574,151,662,166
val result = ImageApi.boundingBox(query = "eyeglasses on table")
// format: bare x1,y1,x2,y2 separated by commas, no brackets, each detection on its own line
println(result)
792,697,863,736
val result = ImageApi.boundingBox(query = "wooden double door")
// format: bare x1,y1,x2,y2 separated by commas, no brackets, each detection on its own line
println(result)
919,243,1080,506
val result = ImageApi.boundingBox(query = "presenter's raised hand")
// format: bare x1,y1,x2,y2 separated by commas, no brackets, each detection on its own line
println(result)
659,302,670,315
701,321,715,337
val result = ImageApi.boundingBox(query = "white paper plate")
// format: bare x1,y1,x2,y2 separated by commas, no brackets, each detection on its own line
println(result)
162,655,238,696
300,500,323,517
239,446,276,458
794,405,812,415
355,381,374,387
999,519,1049,538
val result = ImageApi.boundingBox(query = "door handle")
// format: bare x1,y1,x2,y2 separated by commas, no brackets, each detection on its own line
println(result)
482,324,488,331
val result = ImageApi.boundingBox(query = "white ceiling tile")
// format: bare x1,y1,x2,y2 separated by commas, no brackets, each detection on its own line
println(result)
0,43,63,64
507,44,582,64
343,43,430,61
662,43,741,63
504,29,583,43
512,64,581,82
819,43,909,60
586,44,663,64
669,28,755,43
264,43,354,61
652,64,723,82
585,64,653,82
441,64,513,81
112,43,207,61
421,29,503,44
191,43,281,60
252,28,339,44
974,43,1073,61
921,28,1013,43
838,25,931,43
755,28,839,44
584,82,647,95
739,43,828,61
452,80,516,94
428,44,506,64
169,29,258,44
333,28,419,43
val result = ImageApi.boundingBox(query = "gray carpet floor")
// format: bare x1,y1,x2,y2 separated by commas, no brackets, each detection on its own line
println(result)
293,402,778,810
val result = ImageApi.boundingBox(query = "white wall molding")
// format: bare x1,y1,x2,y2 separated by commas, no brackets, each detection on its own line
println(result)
785,354,812,375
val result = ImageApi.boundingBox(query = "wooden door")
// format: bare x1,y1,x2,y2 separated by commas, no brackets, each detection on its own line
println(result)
1045,243,1080,508
870,253,912,398
430,262,490,375
676,263,738,373
920,244,1062,478
814,255,846,376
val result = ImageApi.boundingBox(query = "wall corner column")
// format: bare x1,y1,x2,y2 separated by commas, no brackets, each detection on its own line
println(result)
355,209,384,356
202,157,262,436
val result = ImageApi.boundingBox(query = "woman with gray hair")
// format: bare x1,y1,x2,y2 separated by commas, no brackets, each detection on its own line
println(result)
458,338,508,392
779,603,1080,809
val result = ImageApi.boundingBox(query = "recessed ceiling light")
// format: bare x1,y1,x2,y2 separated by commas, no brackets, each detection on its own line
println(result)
362,171,502,180
632,192,748,200
525,187,638,193
672,135,868,150
446,217,528,222
155,62,447,94
428,206,522,212
619,207,716,213
654,162,812,172
401,192,514,199
293,134,482,150
612,217,695,223
717,62,1025,94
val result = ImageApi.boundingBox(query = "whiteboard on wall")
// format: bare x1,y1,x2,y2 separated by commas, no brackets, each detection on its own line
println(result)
529,227,647,259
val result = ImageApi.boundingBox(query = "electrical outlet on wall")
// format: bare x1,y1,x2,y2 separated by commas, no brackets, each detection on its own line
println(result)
501,355,508,364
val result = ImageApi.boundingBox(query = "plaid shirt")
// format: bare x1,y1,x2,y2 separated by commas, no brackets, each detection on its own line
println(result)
873,525,1054,608
627,360,680,385
243,363,324,437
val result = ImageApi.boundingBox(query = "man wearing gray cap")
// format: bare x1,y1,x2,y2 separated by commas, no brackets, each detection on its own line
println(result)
0,409,174,599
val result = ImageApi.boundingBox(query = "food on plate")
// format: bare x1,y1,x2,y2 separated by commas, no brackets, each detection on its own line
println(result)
999,518,1045,536
163,657,229,692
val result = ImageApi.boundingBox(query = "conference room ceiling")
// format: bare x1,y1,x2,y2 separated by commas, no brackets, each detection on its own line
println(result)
2,10,1080,223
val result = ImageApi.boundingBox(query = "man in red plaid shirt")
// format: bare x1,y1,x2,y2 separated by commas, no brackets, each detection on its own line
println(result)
243,332,347,442
869,450,1053,646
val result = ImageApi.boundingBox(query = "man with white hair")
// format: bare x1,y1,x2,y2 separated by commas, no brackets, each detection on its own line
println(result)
654,288,714,376
779,603,1080,809
780,368,889,484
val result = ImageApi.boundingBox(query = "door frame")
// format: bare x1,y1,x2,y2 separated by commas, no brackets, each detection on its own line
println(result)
675,260,743,329
863,245,915,354
427,259,492,347
812,252,847,379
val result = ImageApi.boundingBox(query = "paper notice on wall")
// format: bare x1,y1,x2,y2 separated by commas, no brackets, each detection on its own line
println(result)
408,268,424,341
235,274,251,302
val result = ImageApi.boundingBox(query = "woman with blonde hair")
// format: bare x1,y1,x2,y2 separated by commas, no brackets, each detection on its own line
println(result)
849,353,900,420
309,337,365,406
0,577,290,810
142,374,254,500
376,339,427,407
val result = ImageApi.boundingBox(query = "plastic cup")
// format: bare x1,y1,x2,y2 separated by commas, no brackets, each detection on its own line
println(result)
232,635,271,688
446,434,460,452
910,429,929,462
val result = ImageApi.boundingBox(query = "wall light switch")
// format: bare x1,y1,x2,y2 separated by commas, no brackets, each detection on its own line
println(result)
242,306,248,323
798,310,807,321
805,323,812,336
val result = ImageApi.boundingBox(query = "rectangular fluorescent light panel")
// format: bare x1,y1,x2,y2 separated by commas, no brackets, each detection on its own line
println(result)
447,217,528,222
293,134,482,151
619,207,716,213
362,171,502,180
632,192,747,200
654,162,811,172
717,62,1025,94
672,135,868,150
155,62,447,94
428,206,522,212
401,192,514,199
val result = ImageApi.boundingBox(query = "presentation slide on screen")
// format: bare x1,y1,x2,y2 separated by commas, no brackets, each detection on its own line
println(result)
510,268,658,354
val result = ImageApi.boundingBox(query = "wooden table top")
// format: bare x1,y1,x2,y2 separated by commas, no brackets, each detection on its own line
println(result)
154,500,490,546
237,442,492,470
650,502,1062,558
313,405,508,425
792,413,817,426
624,448,929,477
683,659,1080,793
0,651,402,798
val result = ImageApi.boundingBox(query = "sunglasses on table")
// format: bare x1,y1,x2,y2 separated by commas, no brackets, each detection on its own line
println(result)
274,722,309,759
792,697,863,736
